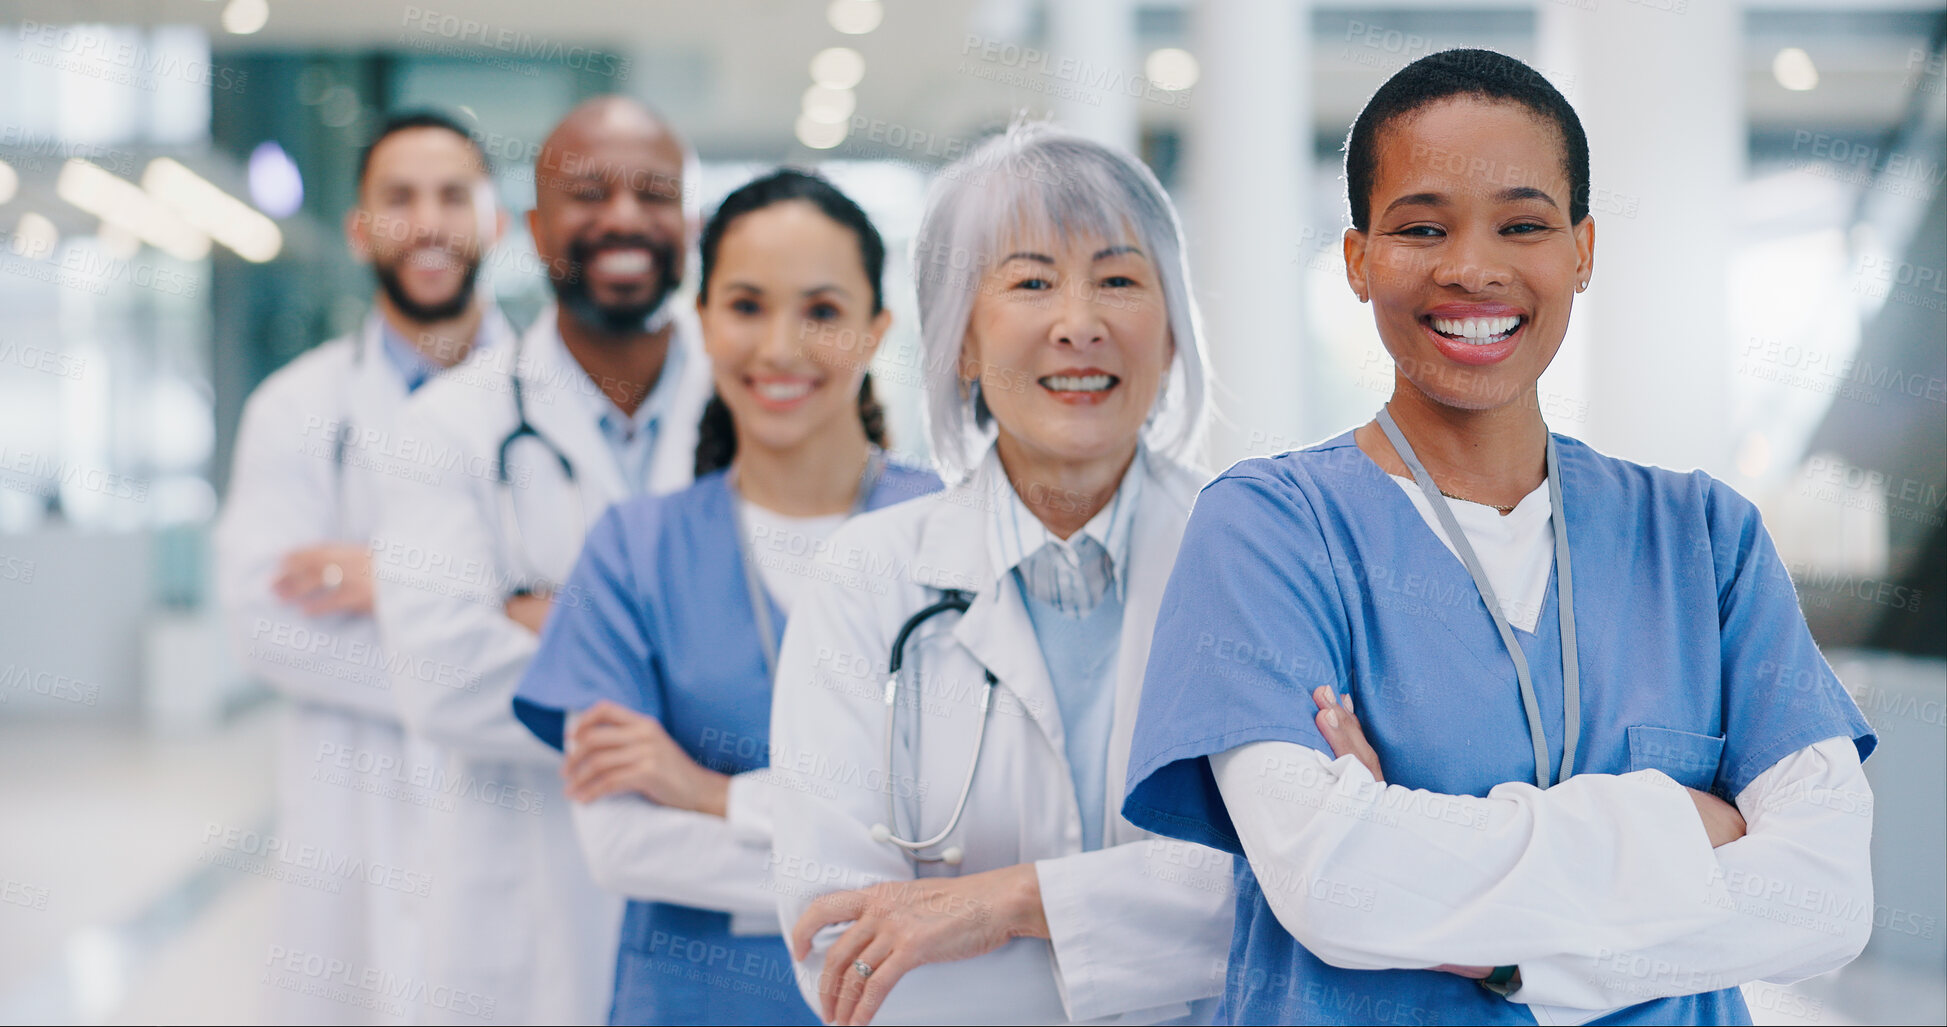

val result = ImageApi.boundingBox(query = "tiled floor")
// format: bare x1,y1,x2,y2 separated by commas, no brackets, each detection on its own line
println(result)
0,709,277,1025
1,700,1940,1025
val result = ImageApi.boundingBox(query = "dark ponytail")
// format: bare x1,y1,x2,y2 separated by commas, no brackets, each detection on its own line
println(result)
693,168,891,477
857,374,887,452
693,392,738,477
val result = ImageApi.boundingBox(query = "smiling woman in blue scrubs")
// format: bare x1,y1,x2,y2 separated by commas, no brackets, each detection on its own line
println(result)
1123,49,1878,1025
511,170,939,1025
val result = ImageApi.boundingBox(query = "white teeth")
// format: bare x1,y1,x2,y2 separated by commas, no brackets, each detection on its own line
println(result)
754,380,813,401
1041,374,1114,392
406,248,455,271
591,249,651,276
1430,315,1521,342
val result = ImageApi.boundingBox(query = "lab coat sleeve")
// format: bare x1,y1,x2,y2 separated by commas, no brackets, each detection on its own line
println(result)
1497,482,1876,1010
1511,735,1873,1010
569,774,781,920
1034,841,1233,1021
1211,741,1726,972
371,398,555,763
214,364,396,720
512,504,659,749
770,791,1074,1026
522,506,791,925
768,545,1071,1025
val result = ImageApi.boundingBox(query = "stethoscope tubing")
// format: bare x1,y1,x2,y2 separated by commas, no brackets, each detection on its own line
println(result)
874,589,998,865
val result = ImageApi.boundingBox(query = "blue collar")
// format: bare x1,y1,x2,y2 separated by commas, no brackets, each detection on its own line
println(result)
376,314,500,393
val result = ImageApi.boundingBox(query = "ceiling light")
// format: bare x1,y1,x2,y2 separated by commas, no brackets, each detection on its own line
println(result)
827,0,882,36
221,0,269,36
11,213,58,260
811,47,866,90
795,115,847,150
142,158,282,262
1145,48,1199,92
802,85,857,125
57,159,210,261
1773,48,1818,91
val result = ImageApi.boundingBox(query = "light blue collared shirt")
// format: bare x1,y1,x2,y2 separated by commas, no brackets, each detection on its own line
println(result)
1018,582,1124,851
575,335,690,495
981,444,1146,617
378,316,498,393
981,444,1149,851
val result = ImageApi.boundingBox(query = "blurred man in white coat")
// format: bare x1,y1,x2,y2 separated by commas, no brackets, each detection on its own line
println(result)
216,111,515,1024
371,96,713,1025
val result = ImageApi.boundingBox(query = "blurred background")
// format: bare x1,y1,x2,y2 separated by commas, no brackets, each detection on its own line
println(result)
0,0,1940,1023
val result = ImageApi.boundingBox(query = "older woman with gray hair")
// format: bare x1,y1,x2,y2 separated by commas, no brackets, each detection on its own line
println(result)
766,122,1233,1026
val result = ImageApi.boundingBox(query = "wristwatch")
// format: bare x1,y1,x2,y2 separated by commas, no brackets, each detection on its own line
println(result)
1480,964,1521,997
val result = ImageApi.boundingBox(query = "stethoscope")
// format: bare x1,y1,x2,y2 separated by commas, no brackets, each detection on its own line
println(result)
1376,405,1580,788
495,332,584,588
328,319,380,470
496,304,680,589
868,589,999,865
326,316,388,534
731,447,997,866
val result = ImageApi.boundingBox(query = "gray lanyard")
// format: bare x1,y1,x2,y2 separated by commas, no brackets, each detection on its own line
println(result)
1376,407,1580,788
731,448,885,680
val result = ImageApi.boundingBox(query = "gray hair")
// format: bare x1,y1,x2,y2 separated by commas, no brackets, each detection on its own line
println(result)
911,121,1210,482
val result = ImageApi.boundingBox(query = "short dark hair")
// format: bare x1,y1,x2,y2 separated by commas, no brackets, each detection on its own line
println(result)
356,111,492,191
693,168,891,477
1344,48,1589,231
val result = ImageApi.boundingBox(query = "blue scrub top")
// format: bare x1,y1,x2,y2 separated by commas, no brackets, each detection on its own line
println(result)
1121,431,1875,1026
513,461,940,1026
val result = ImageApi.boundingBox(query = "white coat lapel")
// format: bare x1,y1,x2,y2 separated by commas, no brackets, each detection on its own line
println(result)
643,308,713,496
347,312,407,422
517,310,630,511
954,565,1067,754
909,484,1070,759
337,316,408,538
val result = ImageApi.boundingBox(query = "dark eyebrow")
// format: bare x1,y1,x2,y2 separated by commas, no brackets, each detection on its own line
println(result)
1382,192,1444,215
1496,186,1559,209
723,281,852,300
1094,244,1143,261
1002,251,1055,265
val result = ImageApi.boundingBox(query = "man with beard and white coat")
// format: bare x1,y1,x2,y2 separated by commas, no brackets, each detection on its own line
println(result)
372,96,713,1025
216,111,515,1024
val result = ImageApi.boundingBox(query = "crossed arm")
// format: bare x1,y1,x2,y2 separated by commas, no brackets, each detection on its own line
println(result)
1217,686,1871,1015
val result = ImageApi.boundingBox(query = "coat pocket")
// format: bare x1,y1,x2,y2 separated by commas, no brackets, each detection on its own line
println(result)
1626,725,1726,793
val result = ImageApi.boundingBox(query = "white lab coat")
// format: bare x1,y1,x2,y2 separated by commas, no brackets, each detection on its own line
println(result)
216,308,516,1025
371,304,712,1025
768,450,1235,1026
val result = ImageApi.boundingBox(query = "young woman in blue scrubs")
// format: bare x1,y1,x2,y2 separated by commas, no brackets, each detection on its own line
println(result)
1123,49,1877,1025
511,170,939,1025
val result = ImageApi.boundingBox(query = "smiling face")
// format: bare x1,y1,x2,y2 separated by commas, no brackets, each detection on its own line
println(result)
963,227,1174,473
349,127,500,322
698,200,888,456
1344,96,1595,411
529,103,688,335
